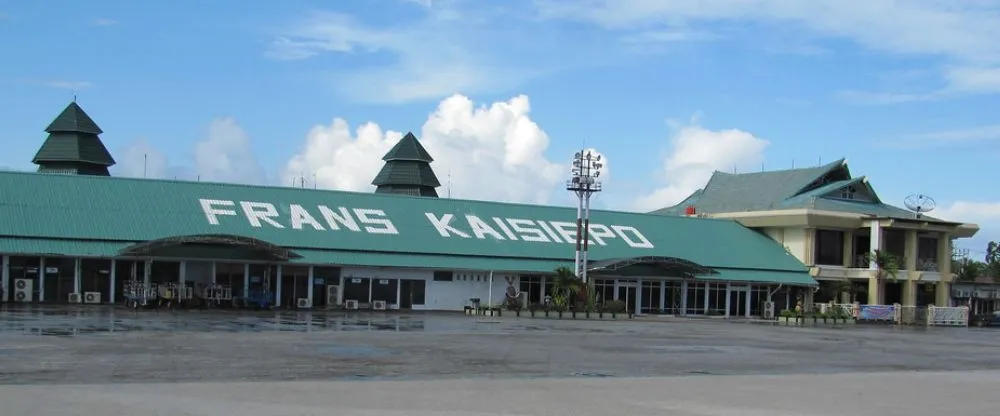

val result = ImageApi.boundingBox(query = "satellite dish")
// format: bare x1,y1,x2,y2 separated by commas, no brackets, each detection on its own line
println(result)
904,194,936,218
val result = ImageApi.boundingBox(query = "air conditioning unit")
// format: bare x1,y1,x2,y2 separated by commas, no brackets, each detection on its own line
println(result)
68,293,82,304
763,301,775,319
14,279,33,303
296,298,312,309
345,299,359,310
326,285,340,308
373,300,387,311
83,292,101,304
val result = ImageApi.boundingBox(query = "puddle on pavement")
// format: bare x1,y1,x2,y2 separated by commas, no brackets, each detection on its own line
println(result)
0,307,428,337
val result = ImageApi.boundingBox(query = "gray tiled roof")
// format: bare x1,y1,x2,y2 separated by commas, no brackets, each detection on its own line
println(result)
652,158,930,221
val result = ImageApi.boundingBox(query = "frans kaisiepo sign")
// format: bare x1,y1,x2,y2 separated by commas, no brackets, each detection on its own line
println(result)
199,199,655,249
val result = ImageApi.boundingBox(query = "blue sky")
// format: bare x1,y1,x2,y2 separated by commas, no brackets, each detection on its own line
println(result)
1,0,999,254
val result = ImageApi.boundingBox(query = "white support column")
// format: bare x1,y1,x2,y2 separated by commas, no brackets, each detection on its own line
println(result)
540,276,547,300
868,221,883,305
745,287,752,318
1,255,8,303
73,258,81,295
178,261,187,285
143,261,151,287
338,273,345,305
702,282,709,314
869,221,882,269
635,279,643,316
243,264,250,299
210,262,217,284
724,283,731,318
306,266,315,305
38,257,46,302
109,260,117,304
275,264,283,308
680,280,688,316
396,280,402,307
659,281,666,314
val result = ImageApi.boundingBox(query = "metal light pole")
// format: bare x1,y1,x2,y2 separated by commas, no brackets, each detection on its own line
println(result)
566,149,603,283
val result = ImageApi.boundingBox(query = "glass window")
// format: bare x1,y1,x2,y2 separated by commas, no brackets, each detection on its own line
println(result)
640,280,661,313
519,275,543,304
707,283,727,315
917,237,939,271
686,283,705,315
593,279,615,307
814,229,845,266
662,281,682,314
433,271,453,281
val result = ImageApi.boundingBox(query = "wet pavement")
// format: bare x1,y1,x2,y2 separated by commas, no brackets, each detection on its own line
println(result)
1,305,1000,385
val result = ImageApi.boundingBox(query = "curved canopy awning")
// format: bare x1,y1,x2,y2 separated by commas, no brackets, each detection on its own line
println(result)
587,256,717,278
118,234,302,261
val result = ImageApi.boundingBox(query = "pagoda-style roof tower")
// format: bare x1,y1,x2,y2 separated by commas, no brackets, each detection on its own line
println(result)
371,132,441,197
32,101,116,176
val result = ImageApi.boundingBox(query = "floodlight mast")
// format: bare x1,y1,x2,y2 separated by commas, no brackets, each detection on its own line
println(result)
566,149,603,283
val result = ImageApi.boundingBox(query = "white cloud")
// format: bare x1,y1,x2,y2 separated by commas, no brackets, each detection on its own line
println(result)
116,139,170,179
283,94,566,204
632,120,769,212
265,9,542,104
116,118,265,184
936,201,1000,251
937,201,1000,225
535,0,1000,100
193,118,266,185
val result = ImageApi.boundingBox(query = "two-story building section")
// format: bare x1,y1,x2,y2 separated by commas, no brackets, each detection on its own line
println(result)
652,159,979,308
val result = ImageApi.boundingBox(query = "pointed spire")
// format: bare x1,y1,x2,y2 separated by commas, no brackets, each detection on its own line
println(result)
45,101,103,135
372,132,441,197
382,132,434,162
32,101,116,176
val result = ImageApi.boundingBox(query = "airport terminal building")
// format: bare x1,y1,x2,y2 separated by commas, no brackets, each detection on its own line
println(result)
0,102,817,316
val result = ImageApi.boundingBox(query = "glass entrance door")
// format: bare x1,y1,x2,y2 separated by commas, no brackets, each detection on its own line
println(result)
729,287,749,317
617,286,637,313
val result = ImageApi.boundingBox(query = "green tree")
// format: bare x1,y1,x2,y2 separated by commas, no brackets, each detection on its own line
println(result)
954,258,986,282
550,266,587,309
984,241,1000,281
864,250,900,304
551,267,582,298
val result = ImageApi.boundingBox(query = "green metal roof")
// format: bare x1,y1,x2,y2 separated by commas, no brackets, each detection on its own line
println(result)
703,268,816,285
32,132,117,167
652,159,929,221
32,102,116,175
0,171,813,283
382,132,434,162
372,132,441,197
45,102,103,135
0,237,130,257
372,160,442,188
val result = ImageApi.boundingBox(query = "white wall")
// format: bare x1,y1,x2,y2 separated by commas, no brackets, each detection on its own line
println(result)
340,267,516,311
759,227,808,264
425,271,514,311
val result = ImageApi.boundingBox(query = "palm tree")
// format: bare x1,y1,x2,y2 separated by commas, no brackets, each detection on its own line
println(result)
864,249,900,304
551,267,582,297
